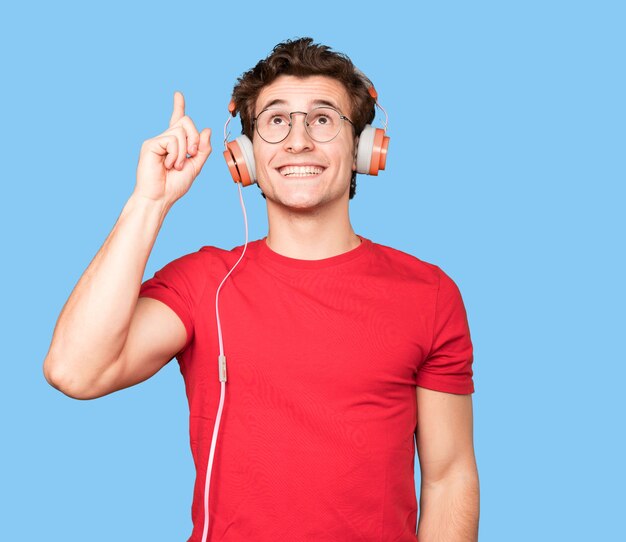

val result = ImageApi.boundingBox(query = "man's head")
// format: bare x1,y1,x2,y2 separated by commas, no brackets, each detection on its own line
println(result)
231,37,376,200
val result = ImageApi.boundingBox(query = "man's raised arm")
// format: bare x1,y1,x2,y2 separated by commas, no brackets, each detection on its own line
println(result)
43,92,212,400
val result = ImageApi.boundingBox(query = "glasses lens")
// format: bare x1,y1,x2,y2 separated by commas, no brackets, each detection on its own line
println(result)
255,108,343,143
306,108,341,142
256,110,291,143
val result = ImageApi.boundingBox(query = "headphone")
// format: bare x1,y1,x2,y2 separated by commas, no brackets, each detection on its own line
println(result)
223,83,390,187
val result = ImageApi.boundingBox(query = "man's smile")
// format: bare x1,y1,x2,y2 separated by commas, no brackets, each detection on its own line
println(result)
277,164,326,177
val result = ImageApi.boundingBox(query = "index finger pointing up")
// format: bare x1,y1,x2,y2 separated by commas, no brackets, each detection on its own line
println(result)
169,91,185,127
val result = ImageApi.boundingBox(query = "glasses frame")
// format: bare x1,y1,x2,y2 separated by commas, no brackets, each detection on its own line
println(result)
252,106,355,144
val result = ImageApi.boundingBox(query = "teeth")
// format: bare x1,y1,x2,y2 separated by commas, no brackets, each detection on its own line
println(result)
279,165,324,177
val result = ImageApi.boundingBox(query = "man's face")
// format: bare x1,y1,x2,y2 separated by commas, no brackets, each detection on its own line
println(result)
252,75,357,211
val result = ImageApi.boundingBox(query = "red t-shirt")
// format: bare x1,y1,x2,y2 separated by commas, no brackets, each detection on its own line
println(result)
139,236,474,541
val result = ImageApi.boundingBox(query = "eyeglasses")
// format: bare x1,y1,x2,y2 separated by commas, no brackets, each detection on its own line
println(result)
253,107,354,144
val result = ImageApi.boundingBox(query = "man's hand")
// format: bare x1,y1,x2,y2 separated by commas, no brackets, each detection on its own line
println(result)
134,91,212,206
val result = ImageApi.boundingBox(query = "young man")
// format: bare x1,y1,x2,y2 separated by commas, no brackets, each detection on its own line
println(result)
44,38,479,541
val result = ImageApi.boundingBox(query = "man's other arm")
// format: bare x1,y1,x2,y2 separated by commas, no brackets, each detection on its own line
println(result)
415,387,480,542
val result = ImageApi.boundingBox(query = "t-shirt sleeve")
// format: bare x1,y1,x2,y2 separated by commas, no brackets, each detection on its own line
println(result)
138,251,208,354
415,267,475,394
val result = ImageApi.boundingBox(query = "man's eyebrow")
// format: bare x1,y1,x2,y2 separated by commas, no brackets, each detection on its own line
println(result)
260,98,287,110
311,99,340,110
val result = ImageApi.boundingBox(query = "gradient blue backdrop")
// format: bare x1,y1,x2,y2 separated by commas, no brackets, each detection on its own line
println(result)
1,1,624,540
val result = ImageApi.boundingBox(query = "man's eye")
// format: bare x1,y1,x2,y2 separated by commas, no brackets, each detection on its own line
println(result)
310,113,334,126
270,116,287,125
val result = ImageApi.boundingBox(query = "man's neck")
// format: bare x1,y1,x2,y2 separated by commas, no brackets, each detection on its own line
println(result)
264,201,360,260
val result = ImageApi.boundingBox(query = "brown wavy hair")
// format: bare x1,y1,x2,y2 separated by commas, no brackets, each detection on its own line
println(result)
231,37,376,199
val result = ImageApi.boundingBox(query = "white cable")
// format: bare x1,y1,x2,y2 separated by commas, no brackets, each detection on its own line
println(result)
375,99,389,132
223,115,232,148
201,180,249,542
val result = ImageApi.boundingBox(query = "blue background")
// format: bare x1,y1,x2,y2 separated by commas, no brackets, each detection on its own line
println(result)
1,1,624,540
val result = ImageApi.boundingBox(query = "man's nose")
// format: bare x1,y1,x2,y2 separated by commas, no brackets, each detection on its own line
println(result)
283,112,314,152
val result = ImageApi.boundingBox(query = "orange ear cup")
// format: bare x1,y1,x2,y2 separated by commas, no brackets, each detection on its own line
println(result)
368,128,390,176
223,137,256,186
223,145,241,184
223,100,257,186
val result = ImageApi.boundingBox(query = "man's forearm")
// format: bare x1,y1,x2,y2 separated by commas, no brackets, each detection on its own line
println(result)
416,471,480,542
